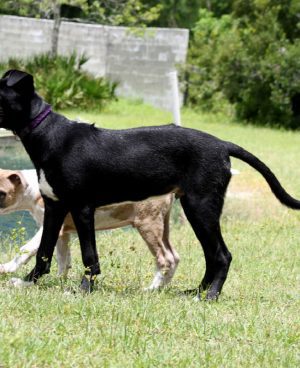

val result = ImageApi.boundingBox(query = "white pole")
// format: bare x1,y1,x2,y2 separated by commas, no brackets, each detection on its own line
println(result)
168,71,181,126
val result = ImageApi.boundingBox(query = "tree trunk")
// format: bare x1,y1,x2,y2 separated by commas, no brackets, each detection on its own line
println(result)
51,2,61,57
206,1,211,11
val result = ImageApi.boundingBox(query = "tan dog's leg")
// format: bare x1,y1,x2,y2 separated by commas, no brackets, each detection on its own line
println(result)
161,210,180,284
137,215,179,290
0,227,43,273
56,233,71,277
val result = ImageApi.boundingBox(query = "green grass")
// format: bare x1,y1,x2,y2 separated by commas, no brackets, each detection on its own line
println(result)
0,99,299,367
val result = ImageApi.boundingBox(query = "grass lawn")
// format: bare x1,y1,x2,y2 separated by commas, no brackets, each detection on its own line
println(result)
0,100,299,367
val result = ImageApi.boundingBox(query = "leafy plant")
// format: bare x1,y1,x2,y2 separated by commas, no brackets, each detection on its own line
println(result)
187,5,300,129
0,53,117,110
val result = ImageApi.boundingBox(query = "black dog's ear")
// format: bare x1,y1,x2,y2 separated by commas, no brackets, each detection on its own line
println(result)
5,70,34,95
2,70,13,79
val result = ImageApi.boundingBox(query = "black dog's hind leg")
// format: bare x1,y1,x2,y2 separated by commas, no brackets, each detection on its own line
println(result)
24,199,68,283
181,191,232,301
71,205,100,293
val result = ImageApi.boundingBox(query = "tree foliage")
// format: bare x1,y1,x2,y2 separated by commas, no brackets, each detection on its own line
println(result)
187,0,300,129
0,0,162,27
83,0,162,27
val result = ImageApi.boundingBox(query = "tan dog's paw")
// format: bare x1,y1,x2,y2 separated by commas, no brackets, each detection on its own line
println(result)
0,262,18,273
9,277,34,288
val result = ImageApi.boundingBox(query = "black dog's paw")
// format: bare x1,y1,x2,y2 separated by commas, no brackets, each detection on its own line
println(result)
80,275,95,294
181,288,219,302
205,291,220,302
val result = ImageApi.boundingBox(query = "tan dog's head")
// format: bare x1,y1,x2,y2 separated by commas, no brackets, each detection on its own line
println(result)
0,169,27,214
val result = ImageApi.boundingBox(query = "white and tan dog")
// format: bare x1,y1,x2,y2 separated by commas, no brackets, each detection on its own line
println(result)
0,168,179,289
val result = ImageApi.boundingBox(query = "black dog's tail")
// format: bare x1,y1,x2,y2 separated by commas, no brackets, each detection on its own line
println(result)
226,141,300,210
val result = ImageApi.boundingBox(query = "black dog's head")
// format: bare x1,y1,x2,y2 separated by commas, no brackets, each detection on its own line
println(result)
0,70,35,132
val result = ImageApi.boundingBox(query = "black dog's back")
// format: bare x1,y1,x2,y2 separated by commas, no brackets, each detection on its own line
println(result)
31,119,231,207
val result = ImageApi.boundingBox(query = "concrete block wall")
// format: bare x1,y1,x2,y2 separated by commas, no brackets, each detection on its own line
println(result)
0,16,53,58
58,22,108,76
0,15,189,111
105,27,189,109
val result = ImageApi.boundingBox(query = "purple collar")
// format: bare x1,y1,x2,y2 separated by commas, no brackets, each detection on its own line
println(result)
18,105,52,139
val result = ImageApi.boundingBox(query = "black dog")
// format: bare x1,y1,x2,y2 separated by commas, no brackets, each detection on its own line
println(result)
0,70,299,300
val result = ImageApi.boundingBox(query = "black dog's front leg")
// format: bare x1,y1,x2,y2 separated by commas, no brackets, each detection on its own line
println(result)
71,205,100,293
24,199,68,283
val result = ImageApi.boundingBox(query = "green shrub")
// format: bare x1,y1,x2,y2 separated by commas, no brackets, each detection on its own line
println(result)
187,6,300,129
0,53,117,110
186,9,235,112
